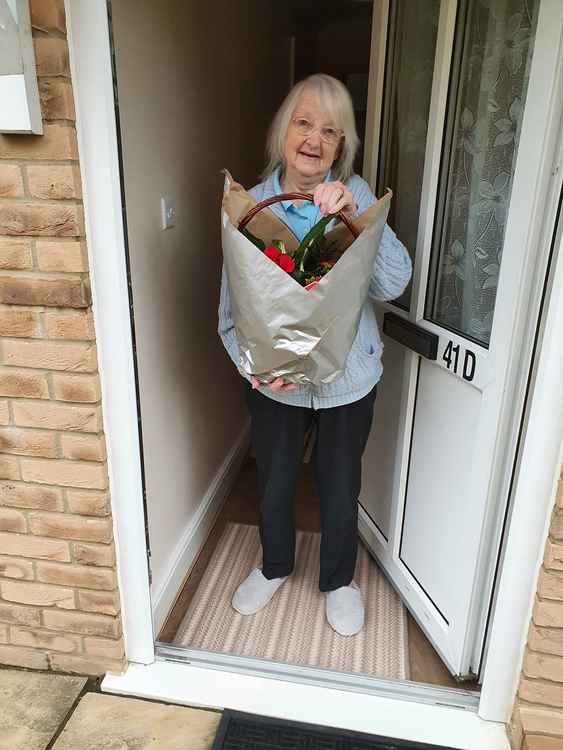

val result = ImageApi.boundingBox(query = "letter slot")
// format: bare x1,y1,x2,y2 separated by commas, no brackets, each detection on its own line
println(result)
382,312,438,360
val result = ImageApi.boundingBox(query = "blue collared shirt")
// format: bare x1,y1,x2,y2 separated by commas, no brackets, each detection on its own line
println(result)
272,166,331,242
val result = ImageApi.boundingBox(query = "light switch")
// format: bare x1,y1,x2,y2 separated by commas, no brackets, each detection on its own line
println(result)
160,197,176,230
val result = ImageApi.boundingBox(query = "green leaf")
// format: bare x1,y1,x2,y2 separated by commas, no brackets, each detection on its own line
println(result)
297,214,336,273
303,241,321,273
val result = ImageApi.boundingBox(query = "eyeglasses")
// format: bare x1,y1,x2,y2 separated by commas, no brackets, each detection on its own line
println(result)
290,117,343,145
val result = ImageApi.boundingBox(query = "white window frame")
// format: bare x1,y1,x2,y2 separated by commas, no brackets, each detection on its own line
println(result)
0,0,43,134
65,1,563,747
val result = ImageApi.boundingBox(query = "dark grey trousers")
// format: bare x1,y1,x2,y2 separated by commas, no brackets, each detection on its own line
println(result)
244,381,377,592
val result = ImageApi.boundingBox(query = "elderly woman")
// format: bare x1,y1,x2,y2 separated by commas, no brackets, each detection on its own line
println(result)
218,74,412,636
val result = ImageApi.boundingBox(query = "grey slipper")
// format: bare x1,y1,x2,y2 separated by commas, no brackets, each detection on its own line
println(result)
232,567,289,615
326,580,364,636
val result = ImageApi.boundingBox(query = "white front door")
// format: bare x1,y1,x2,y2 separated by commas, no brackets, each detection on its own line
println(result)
359,0,546,678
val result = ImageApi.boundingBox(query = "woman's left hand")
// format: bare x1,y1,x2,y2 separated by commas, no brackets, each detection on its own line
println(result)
313,181,356,217
251,375,298,392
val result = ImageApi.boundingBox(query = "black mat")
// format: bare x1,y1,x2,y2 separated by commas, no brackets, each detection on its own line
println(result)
211,710,456,749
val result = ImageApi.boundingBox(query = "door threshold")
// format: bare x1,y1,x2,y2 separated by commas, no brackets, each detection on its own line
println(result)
155,641,480,710
102,656,508,750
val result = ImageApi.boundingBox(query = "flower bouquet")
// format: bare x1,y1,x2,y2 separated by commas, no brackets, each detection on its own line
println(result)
221,171,392,386
240,207,349,291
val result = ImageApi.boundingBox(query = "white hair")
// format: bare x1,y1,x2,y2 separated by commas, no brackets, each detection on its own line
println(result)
263,74,360,183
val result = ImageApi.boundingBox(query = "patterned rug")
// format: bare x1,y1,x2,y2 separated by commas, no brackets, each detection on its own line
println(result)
174,522,409,680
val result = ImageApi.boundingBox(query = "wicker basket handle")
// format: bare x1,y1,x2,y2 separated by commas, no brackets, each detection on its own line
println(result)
238,192,359,239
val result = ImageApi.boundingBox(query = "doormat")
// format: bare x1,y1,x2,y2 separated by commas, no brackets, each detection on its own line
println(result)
211,710,455,750
174,522,409,680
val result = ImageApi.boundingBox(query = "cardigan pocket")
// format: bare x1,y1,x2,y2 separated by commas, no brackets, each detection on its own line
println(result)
356,303,382,359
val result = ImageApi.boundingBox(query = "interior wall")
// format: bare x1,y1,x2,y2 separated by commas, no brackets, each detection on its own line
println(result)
110,0,286,601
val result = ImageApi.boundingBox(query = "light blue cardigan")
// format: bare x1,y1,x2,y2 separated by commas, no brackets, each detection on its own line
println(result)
218,170,413,409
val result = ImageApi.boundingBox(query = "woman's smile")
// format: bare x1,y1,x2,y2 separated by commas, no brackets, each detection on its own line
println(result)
298,149,320,160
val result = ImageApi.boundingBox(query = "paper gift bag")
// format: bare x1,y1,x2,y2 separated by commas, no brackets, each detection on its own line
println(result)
221,171,392,386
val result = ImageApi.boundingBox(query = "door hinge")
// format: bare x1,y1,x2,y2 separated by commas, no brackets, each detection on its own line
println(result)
146,546,152,585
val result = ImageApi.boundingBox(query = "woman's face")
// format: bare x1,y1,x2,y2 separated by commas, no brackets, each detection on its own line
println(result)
283,88,341,183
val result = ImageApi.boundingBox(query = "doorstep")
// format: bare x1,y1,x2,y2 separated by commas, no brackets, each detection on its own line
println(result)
103,660,512,750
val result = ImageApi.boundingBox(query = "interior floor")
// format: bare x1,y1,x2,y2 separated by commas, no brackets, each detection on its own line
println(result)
158,455,480,692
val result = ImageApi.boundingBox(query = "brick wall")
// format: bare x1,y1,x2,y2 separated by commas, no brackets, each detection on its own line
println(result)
0,0,124,676
509,471,563,749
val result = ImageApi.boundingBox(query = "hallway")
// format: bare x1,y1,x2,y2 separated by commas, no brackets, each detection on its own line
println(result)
158,456,480,691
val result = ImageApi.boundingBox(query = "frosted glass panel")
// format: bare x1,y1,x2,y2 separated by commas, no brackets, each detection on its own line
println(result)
426,0,538,346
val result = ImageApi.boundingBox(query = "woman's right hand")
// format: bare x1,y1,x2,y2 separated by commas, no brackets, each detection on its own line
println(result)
251,376,298,392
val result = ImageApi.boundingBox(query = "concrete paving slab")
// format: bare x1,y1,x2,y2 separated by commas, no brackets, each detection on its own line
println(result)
0,668,86,750
52,692,222,750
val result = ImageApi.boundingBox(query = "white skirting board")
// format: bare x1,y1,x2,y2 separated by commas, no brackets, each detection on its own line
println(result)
103,660,510,750
150,422,250,635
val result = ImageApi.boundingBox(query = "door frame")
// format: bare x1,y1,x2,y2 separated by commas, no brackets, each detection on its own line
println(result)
65,0,563,745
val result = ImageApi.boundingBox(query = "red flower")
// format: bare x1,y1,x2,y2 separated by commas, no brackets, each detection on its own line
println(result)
278,254,295,273
264,246,281,262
